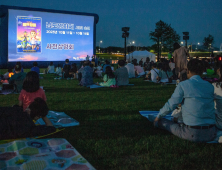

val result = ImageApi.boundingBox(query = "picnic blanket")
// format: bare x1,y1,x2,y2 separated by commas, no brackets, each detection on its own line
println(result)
0,138,95,170
87,84,134,89
35,111,80,128
0,86,44,95
144,80,176,85
139,111,222,143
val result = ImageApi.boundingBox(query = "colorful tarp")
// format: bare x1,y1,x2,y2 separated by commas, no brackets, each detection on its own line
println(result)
0,138,95,170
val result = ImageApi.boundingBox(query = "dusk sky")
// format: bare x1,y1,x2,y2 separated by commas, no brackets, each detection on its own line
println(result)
1,0,222,49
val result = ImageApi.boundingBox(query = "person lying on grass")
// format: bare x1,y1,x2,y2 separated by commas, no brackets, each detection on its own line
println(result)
0,97,55,140
154,59,216,143
19,71,46,111
97,66,116,87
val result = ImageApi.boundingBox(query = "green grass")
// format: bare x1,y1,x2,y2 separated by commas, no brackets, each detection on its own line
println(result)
1,70,222,170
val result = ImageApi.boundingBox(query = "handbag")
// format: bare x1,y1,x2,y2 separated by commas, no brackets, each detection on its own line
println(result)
166,71,172,83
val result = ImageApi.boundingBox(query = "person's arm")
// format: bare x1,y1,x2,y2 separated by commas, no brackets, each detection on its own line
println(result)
42,116,53,126
154,84,184,123
147,70,151,75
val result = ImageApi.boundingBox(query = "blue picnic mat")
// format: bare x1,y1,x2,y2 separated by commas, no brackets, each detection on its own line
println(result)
0,138,95,170
139,111,222,143
87,84,134,89
35,111,79,128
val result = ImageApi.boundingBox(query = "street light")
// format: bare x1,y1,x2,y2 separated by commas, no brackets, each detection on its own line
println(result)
99,40,102,53
181,41,183,45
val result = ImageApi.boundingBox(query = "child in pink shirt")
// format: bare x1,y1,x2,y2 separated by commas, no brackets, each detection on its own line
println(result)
19,71,46,111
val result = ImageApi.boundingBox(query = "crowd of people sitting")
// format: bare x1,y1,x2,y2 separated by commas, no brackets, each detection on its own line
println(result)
1,41,222,142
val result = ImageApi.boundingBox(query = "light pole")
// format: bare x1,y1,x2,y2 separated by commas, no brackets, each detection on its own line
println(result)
196,42,200,51
99,40,102,53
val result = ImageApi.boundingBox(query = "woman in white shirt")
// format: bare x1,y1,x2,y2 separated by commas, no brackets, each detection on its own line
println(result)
146,63,159,82
213,65,222,130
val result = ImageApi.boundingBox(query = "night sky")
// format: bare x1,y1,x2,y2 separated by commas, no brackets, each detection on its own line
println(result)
1,0,222,49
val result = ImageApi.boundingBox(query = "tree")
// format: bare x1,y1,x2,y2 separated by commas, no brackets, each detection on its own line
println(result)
203,34,214,51
149,20,180,53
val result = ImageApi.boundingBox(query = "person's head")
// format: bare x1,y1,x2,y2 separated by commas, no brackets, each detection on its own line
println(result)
23,71,40,93
83,60,90,66
146,57,150,62
65,59,69,63
162,61,171,72
187,59,204,78
157,62,163,70
152,63,157,68
58,64,61,68
118,60,125,67
90,64,94,68
33,62,38,67
15,63,22,72
71,63,77,68
170,58,174,63
50,62,53,66
8,68,12,72
105,66,115,78
30,30,37,38
173,42,181,51
28,98,49,120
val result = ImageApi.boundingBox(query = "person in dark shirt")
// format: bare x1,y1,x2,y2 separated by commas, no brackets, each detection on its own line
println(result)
31,62,40,75
62,59,71,78
0,98,55,140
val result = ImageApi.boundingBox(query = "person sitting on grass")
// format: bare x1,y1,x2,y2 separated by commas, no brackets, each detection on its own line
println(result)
13,62,24,73
146,63,159,82
115,60,129,86
9,64,26,93
0,98,55,140
98,66,116,87
78,60,94,86
55,64,62,75
156,61,173,83
69,63,78,79
125,61,135,78
212,64,222,130
19,71,46,111
134,63,145,77
47,62,55,74
62,59,71,78
31,62,40,75
154,59,216,143
103,60,111,72
0,68,14,80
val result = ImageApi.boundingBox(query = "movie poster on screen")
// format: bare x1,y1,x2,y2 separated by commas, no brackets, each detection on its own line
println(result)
17,16,42,53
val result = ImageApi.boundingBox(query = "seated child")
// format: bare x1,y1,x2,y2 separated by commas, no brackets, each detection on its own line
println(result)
0,98,55,140
146,63,159,82
19,71,46,111
0,68,14,80
98,66,116,87
9,64,26,93
56,64,62,75
47,62,55,74
63,59,71,78
31,62,40,75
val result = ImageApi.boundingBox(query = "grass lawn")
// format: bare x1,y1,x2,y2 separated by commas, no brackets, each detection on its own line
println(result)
1,69,222,170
